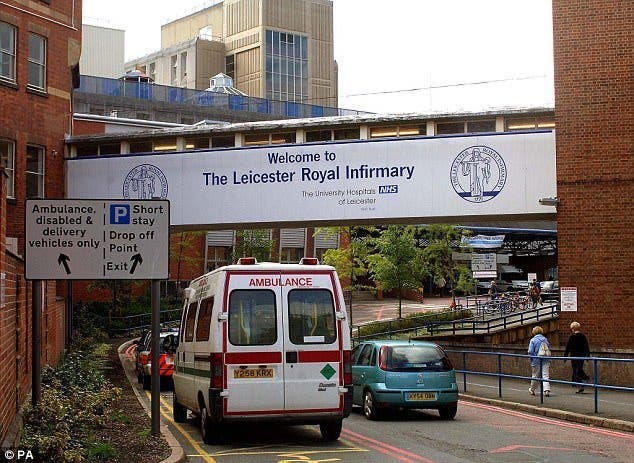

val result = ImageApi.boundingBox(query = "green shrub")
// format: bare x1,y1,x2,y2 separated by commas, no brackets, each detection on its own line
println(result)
86,442,117,459
20,343,121,462
356,308,472,339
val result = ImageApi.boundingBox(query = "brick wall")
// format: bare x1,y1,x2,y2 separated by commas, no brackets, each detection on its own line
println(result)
0,1,81,444
552,1,634,348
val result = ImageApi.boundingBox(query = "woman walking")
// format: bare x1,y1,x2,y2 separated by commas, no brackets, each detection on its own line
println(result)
528,326,551,396
564,321,591,393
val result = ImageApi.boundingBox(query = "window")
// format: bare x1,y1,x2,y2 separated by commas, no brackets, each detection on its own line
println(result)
206,246,232,271
185,137,210,150
26,145,44,198
170,55,177,85
280,247,303,263
265,29,308,102
355,344,374,366
195,297,214,341
149,62,156,82
225,54,235,79
436,121,465,135
305,130,331,142
333,128,360,140
0,139,15,198
229,290,277,346
0,22,17,83
28,33,46,90
183,301,198,342
180,52,187,86
129,141,152,153
211,135,234,148
467,120,496,133
288,289,336,344
153,139,177,152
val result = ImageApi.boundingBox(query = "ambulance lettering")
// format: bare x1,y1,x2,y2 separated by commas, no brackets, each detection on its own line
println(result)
248,277,313,287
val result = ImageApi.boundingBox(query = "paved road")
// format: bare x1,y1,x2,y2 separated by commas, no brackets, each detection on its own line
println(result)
119,341,633,463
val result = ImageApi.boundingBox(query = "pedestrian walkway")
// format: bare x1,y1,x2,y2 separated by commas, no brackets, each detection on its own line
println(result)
457,372,633,432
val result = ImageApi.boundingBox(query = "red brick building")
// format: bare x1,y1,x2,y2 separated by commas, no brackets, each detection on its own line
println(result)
552,0,633,349
0,0,81,444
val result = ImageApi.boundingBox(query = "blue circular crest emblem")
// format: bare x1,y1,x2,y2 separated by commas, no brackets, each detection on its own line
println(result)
123,164,168,199
450,146,506,203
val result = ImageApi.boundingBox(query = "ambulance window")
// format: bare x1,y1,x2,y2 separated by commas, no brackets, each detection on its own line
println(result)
228,290,277,346
184,301,198,342
195,297,214,342
288,289,336,345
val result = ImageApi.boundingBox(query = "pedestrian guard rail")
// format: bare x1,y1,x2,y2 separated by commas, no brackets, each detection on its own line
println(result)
76,308,182,336
352,302,559,345
446,349,634,414
426,302,559,336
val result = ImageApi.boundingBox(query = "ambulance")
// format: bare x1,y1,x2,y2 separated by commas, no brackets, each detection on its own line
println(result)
168,257,353,443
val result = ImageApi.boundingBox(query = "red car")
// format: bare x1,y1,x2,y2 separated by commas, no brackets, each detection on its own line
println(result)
135,330,178,390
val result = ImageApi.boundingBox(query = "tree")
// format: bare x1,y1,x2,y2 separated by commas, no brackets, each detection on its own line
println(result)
417,224,474,304
233,229,273,262
367,225,424,318
171,231,206,287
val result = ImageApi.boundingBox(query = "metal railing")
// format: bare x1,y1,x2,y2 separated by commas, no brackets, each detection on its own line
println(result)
76,308,182,335
426,302,559,336
76,75,371,119
447,349,634,413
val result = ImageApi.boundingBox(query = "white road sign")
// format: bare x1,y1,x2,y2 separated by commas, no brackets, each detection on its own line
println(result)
560,287,578,312
26,199,169,280
471,253,497,272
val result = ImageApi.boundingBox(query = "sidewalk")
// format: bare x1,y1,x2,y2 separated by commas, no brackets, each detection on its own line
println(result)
457,372,634,432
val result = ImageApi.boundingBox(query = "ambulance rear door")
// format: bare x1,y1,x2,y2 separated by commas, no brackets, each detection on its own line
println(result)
281,270,343,414
224,271,285,416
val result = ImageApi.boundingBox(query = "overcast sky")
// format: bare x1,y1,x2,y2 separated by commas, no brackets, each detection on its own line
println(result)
83,0,554,114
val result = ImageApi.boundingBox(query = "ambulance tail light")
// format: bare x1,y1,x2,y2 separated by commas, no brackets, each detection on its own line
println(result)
343,350,352,385
300,257,319,265
238,257,257,265
209,352,224,388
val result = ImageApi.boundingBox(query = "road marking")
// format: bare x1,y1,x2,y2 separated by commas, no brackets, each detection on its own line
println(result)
462,401,634,439
342,429,437,463
145,391,217,463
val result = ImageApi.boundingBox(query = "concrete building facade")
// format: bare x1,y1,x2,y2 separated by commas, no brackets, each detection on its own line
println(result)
125,0,338,107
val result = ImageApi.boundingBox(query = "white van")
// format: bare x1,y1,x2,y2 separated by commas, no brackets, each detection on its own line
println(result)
169,257,353,443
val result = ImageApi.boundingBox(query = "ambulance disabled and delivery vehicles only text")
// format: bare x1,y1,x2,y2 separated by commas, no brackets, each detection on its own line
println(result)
168,258,353,443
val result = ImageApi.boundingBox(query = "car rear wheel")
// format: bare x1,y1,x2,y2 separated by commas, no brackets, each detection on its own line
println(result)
173,394,187,423
438,403,457,420
319,419,342,441
363,390,381,420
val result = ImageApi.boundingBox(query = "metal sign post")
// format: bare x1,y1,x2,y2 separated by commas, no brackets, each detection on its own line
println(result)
25,199,169,437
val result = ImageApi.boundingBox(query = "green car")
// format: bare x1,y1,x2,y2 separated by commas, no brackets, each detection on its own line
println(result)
351,340,458,420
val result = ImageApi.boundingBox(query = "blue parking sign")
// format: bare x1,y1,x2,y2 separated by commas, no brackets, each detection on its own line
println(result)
110,204,130,224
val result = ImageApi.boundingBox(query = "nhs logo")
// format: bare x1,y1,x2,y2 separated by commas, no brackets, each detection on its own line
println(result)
379,185,398,194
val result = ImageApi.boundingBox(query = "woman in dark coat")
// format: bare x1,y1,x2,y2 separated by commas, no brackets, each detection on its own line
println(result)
564,321,591,393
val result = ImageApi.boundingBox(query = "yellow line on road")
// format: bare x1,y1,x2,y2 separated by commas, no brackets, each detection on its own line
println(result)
145,391,217,463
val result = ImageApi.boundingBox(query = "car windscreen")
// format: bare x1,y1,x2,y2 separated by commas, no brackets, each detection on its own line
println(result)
385,345,452,372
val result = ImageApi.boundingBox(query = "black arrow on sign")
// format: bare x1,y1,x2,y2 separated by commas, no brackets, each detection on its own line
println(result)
58,254,71,275
130,253,143,275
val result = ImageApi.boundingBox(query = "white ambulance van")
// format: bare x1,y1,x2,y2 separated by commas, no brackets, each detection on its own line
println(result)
168,257,353,443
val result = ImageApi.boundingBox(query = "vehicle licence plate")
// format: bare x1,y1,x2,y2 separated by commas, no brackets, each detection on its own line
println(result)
407,392,437,401
233,368,274,379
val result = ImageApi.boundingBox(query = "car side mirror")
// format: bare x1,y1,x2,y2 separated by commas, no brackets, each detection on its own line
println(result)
163,334,179,353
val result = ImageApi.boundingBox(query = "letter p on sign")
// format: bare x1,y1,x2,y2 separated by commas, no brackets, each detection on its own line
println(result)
110,204,130,224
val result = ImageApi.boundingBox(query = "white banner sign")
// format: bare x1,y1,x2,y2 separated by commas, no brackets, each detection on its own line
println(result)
560,287,578,312
66,132,556,229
